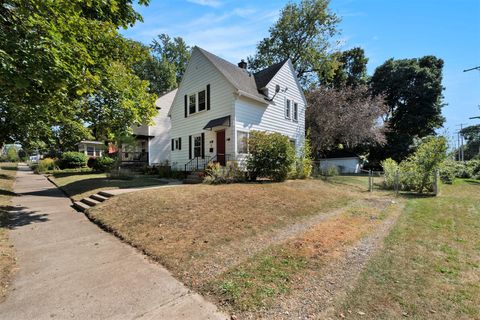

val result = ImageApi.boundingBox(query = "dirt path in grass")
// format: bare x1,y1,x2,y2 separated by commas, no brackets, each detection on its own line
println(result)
187,195,396,288
250,199,405,320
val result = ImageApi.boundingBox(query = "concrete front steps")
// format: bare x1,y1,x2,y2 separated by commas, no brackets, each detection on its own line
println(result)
184,171,204,184
73,191,113,212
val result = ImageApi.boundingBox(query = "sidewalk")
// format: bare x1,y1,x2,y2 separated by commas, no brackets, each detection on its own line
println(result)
0,165,227,320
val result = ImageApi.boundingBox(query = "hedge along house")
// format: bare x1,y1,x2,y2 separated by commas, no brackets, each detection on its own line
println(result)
169,46,306,171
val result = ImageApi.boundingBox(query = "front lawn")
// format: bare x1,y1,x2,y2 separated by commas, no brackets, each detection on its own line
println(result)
50,172,168,200
339,179,480,319
0,163,17,301
87,180,363,288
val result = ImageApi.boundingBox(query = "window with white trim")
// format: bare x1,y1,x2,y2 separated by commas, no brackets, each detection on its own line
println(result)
293,102,298,122
285,99,291,119
237,131,249,154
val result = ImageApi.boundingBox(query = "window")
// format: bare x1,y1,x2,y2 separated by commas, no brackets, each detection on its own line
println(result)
293,102,298,122
194,135,202,157
175,139,179,150
285,99,291,119
189,94,196,114
87,146,94,156
198,90,206,111
237,131,249,154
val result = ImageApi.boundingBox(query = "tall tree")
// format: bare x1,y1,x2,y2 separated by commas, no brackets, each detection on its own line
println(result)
460,124,480,160
151,34,191,85
306,85,388,155
370,56,445,161
0,0,156,149
330,47,369,88
247,0,340,86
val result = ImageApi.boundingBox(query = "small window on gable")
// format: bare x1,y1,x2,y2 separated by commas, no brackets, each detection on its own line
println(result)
189,94,196,114
198,90,206,111
293,102,298,122
285,99,291,119
237,131,249,154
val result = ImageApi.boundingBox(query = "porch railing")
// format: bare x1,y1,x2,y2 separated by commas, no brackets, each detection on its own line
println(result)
183,153,235,175
121,151,148,163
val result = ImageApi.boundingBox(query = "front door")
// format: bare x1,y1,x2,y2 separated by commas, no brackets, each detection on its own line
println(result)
216,130,226,166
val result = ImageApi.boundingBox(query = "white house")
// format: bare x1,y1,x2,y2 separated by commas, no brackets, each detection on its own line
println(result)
168,46,306,171
129,89,175,165
77,141,105,157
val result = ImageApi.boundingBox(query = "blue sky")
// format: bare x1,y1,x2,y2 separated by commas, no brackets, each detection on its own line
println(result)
121,0,480,143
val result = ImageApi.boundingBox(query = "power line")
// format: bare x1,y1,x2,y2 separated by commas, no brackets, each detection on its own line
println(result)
463,66,480,72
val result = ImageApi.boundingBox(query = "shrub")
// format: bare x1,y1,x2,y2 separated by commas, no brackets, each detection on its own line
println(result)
36,158,58,173
6,147,19,162
381,158,399,189
60,152,87,169
439,160,462,184
465,159,480,179
204,161,245,184
17,149,27,161
87,157,96,168
293,134,313,179
246,131,296,182
91,156,115,172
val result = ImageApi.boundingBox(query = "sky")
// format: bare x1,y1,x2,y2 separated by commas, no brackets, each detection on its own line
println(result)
121,0,480,144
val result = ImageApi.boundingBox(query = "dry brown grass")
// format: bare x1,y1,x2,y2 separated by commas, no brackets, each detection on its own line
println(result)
0,163,17,301
87,179,360,281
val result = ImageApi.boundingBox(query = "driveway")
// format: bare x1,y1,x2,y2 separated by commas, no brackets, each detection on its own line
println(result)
0,165,227,320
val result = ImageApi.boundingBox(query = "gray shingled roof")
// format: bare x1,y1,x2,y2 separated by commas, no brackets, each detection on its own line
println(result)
253,59,289,90
196,47,287,102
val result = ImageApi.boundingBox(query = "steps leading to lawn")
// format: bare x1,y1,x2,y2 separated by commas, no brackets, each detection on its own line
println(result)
73,193,111,212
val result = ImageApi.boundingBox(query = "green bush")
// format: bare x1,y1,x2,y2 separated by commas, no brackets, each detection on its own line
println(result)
91,156,115,172
293,134,313,179
246,131,296,182
204,161,245,184
465,159,480,179
36,158,58,173
59,152,87,169
6,147,19,162
381,158,399,189
439,160,462,184
400,136,447,193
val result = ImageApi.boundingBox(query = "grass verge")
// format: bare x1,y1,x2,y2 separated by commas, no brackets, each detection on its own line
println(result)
0,163,17,301
338,179,480,319
50,172,167,201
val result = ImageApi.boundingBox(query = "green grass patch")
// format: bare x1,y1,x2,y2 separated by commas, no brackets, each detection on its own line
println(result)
213,247,306,311
339,181,480,319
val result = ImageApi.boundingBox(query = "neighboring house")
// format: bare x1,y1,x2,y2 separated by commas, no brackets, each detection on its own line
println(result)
128,90,175,166
169,46,306,171
77,141,105,157
318,151,362,174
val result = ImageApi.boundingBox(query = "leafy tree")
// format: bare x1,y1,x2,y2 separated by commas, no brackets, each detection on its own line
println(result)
459,124,480,160
150,34,191,86
6,146,19,162
370,56,445,161
247,0,340,86
306,85,388,155
0,0,155,149
330,47,369,88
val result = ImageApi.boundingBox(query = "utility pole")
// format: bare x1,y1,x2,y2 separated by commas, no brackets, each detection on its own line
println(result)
456,123,468,162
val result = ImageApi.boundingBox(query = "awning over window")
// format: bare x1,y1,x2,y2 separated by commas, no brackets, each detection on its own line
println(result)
203,115,231,130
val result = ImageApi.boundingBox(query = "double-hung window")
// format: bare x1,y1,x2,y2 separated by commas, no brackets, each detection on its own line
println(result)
198,90,206,111
193,135,202,157
237,131,249,154
285,99,291,119
189,94,196,114
293,102,298,122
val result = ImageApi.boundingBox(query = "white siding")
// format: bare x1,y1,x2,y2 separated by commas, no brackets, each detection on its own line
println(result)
319,158,361,174
170,48,236,170
234,60,306,162
149,89,175,165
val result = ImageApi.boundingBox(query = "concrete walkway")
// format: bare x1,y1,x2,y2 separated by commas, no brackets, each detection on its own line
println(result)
0,165,227,320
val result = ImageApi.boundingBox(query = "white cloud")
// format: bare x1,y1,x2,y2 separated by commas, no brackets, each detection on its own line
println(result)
187,0,222,8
